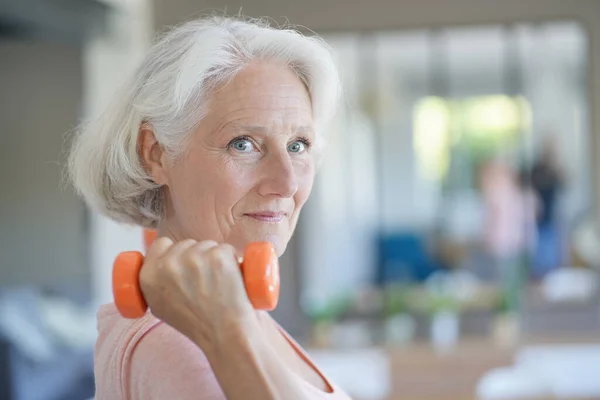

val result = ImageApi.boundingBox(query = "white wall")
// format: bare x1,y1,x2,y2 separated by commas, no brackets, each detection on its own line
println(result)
0,39,88,294
299,37,380,310
300,107,380,309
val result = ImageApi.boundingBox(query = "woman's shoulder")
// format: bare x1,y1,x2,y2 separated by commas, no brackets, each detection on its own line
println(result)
95,303,224,400
95,303,165,370
96,303,161,350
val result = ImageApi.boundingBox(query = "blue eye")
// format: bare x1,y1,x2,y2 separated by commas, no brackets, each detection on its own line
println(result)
288,140,307,154
230,137,254,152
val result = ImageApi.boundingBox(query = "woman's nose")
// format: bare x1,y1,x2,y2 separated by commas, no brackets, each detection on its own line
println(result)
257,152,298,198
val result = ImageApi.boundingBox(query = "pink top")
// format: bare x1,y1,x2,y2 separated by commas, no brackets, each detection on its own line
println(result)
479,160,536,258
94,303,351,399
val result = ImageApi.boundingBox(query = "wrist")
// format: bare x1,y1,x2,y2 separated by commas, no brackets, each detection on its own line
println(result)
191,310,261,360
197,312,279,398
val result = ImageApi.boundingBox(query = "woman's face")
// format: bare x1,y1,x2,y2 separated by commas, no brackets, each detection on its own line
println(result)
151,62,317,256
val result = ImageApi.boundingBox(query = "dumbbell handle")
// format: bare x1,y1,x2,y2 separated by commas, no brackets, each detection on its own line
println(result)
112,241,280,319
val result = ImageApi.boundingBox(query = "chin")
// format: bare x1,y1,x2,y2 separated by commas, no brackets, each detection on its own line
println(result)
240,234,288,258
273,240,288,258
263,236,288,258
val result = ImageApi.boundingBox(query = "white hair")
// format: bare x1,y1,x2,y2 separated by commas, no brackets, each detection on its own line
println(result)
67,15,341,228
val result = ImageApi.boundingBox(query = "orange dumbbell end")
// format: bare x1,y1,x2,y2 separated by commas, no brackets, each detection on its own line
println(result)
143,229,158,250
242,242,280,310
113,251,147,318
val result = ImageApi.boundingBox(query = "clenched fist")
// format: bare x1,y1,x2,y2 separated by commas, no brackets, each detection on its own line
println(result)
138,237,256,351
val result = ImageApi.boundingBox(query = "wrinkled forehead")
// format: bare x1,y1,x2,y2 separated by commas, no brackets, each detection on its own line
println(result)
200,64,316,137
207,64,313,111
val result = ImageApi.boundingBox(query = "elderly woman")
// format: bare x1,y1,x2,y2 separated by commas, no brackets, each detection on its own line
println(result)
68,15,351,400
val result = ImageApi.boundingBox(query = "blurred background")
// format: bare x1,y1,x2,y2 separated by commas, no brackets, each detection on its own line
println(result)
2,0,600,399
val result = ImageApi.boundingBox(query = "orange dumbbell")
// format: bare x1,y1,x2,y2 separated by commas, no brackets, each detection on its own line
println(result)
112,241,280,318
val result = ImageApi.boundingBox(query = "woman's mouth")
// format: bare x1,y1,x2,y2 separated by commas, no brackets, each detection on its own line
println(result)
244,212,286,223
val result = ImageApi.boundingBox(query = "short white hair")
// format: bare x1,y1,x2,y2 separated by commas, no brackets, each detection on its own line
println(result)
68,15,341,228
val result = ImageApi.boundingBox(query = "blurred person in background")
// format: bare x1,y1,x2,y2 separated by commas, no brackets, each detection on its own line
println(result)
68,15,351,400
477,157,537,286
530,135,566,278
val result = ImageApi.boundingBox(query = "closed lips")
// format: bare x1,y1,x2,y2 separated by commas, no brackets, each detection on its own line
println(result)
244,212,286,222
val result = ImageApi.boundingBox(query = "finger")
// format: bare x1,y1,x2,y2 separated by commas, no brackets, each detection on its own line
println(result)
205,245,249,300
183,240,219,265
160,239,198,270
193,240,219,253
204,244,240,272
145,236,174,260
165,238,198,257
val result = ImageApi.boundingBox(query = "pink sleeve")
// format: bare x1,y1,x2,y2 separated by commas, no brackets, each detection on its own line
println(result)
126,322,226,400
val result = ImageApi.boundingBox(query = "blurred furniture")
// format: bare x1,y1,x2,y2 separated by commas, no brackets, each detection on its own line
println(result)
522,280,600,336
387,335,600,400
386,339,513,400
377,233,444,284
7,342,94,400
308,332,600,400
308,338,514,400
479,343,600,400
0,287,95,400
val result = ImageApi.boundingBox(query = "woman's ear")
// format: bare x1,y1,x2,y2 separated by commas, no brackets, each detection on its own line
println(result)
138,123,169,185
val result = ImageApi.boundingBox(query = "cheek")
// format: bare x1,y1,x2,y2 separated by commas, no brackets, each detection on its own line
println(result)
209,158,263,215
220,158,258,194
167,155,218,210
171,153,260,210
293,162,316,209
167,165,208,215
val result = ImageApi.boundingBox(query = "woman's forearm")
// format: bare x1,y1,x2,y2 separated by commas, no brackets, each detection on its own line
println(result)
192,317,308,400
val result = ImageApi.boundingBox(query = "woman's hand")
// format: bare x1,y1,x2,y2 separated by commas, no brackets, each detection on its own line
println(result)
138,237,256,352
